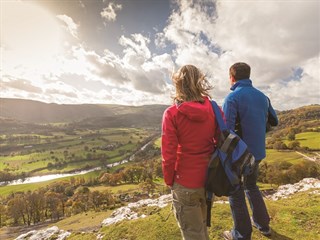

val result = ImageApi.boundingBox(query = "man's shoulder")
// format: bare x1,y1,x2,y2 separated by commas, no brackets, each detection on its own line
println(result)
237,85,265,97
225,89,240,101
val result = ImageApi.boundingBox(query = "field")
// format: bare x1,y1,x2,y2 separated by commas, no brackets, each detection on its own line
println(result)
296,132,320,149
0,128,155,176
0,170,102,196
1,121,319,239
265,149,305,164
89,183,139,194
0,130,317,196
284,131,320,150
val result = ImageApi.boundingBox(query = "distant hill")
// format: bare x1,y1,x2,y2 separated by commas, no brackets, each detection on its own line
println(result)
1,98,319,131
0,98,168,127
277,104,320,129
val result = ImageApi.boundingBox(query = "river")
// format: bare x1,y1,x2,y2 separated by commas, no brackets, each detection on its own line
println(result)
0,141,152,186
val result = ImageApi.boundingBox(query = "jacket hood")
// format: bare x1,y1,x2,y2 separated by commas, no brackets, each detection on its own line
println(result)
176,97,210,122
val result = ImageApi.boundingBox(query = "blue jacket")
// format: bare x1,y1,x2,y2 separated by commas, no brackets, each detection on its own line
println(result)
222,79,278,161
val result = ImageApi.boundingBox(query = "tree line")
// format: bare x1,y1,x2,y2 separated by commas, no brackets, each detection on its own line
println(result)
258,160,320,186
0,158,163,227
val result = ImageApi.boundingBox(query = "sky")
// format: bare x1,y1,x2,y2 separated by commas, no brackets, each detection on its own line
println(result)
1,0,319,110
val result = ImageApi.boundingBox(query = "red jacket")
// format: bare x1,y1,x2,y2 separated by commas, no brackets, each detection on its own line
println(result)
161,97,220,188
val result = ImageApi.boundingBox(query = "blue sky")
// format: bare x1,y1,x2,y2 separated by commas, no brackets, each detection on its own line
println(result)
1,0,319,110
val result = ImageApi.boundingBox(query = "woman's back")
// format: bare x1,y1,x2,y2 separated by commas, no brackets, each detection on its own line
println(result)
162,97,217,188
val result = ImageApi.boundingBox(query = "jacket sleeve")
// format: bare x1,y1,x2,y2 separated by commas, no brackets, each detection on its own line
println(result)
222,95,237,131
161,109,178,187
267,97,278,126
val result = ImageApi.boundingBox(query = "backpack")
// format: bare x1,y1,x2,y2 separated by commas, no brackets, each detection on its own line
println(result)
206,101,255,197
206,101,255,227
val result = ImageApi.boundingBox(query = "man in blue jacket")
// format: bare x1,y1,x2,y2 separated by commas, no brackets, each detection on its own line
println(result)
222,62,278,240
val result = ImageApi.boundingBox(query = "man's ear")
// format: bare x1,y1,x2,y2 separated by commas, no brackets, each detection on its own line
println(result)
230,75,236,84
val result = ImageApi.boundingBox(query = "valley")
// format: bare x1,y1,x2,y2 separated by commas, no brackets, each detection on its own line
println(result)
0,99,319,240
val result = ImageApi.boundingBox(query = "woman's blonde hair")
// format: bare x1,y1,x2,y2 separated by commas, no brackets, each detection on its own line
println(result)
172,65,212,103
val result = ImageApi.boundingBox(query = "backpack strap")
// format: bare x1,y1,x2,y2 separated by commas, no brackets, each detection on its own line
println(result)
210,100,227,131
210,100,241,186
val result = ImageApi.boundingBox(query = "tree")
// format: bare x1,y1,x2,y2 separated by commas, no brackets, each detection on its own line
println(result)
7,193,27,225
265,164,283,186
100,173,112,184
108,173,122,186
0,196,6,227
27,191,46,224
288,140,300,150
287,130,296,141
71,201,85,214
90,191,104,210
63,150,69,160
72,187,90,212
287,163,306,183
86,153,92,160
45,192,62,220
273,141,287,150
139,178,156,195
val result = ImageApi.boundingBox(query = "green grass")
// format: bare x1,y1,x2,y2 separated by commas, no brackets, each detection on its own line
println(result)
3,190,319,239
0,181,54,195
50,210,112,232
97,190,320,240
257,182,274,190
265,149,305,164
295,132,320,150
282,131,320,150
0,128,153,174
154,137,161,148
0,170,102,196
89,184,139,194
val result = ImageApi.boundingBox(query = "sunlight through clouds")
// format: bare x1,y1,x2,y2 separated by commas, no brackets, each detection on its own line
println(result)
2,1,62,73
1,0,319,109
56,15,79,39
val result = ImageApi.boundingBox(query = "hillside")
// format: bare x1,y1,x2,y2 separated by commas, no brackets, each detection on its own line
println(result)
0,98,168,125
5,178,320,240
1,98,319,128
276,104,320,130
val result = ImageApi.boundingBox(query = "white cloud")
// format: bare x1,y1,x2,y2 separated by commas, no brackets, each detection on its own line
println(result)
119,34,152,63
101,2,122,22
2,0,319,109
44,81,79,98
163,0,215,48
212,0,320,84
160,0,320,109
267,56,320,110
118,34,172,93
143,53,174,73
2,76,43,94
56,15,79,39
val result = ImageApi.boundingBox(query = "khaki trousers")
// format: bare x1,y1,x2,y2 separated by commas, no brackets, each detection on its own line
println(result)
171,182,209,240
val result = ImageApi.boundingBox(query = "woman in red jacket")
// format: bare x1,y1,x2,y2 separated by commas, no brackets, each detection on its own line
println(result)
161,65,219,240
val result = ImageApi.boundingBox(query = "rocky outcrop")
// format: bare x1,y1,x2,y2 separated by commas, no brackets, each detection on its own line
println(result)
267,178,320,200
14,178,320,239
15,226,71,240
101,194,171,226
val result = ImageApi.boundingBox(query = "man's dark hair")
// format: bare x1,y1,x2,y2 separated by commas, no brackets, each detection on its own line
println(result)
229,62,251,81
